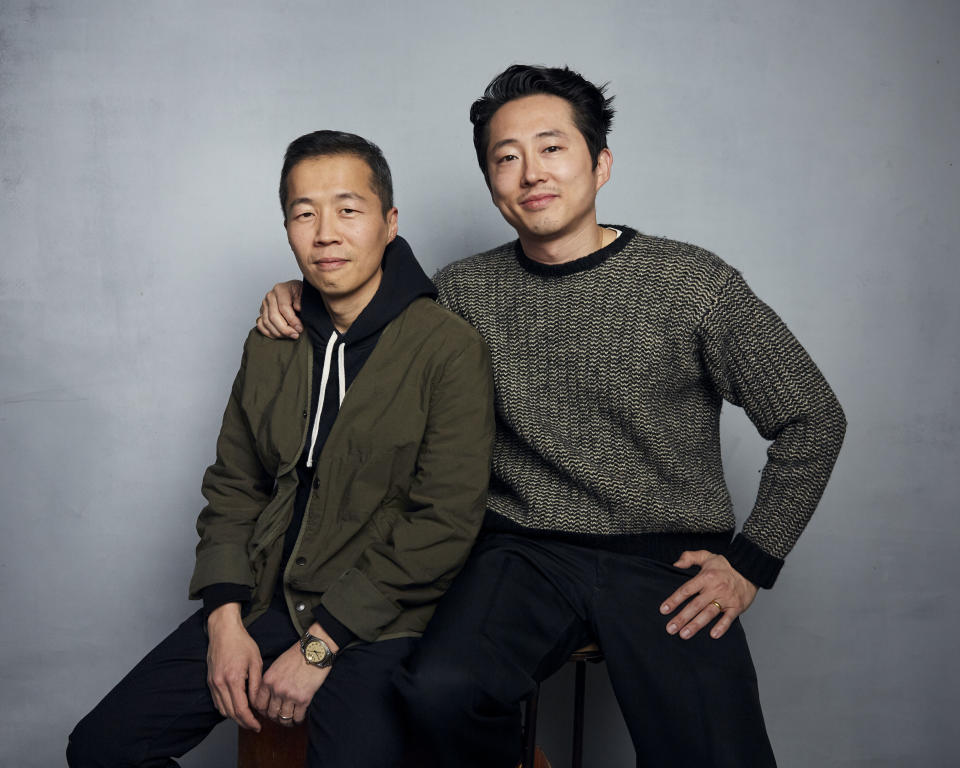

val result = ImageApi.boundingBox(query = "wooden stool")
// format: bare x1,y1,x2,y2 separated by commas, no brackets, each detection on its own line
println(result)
237,715,307,768
522,643,605,768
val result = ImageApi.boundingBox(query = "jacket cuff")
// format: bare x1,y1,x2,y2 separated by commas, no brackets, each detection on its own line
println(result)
200,583,252,618
311,605,358,650
319,568,401,642
189,544,255,599
725,534,783,589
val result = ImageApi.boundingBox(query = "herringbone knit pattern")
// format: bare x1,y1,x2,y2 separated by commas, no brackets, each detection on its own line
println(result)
434,227,845,588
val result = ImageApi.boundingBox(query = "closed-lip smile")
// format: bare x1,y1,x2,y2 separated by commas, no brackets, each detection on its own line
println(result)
519,193,558,210
313,257,349,270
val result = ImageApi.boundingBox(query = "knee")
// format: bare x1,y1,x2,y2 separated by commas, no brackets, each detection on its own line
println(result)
66,712,122,768
66,718,100,768
394,657,478,728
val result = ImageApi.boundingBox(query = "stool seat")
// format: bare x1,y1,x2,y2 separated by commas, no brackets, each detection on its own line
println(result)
569,643,603,662
522,642,605,768
238,716,307,768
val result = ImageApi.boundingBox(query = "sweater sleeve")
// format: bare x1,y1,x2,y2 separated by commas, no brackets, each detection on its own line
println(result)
697,270,846,588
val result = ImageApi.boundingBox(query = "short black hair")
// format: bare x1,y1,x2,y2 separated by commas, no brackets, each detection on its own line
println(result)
470,64,615,183
279,130,394,218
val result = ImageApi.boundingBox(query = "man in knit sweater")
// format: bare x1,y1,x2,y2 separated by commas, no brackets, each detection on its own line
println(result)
257,65,846,767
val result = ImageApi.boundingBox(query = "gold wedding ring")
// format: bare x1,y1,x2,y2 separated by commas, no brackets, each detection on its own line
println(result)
711,600,724,612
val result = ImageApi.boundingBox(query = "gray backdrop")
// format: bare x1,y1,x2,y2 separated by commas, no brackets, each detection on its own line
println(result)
2,1,957,766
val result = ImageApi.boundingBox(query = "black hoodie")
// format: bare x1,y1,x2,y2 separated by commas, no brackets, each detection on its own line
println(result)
203,236,437,647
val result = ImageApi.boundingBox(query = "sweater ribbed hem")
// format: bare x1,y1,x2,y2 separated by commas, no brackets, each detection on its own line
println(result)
481,510,734,567
725,534,783,589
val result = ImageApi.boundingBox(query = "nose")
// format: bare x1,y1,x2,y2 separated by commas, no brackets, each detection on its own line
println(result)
521,154,547,187
313,210,341,246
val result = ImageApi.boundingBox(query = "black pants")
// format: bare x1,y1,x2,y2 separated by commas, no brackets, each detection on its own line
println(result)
395,533,776,768
67,603,415,768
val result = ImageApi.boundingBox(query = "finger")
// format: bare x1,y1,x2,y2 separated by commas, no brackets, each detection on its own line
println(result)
665,592,713,635
710,610,737,640
675,599,724,640
207,681,227,719
266,287,300,338
276,283,303,333
673,549,710,569
252,682,270,714
259,294,289,339
291,703,306,726
659,573,705,615
246,658,262,705
227,677,260,731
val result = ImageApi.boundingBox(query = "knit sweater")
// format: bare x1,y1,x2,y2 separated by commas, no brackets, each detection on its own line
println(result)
433,227,846,588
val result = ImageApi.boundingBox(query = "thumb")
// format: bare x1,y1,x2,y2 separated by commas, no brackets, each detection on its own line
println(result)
673,549,710,568
247,657,262,702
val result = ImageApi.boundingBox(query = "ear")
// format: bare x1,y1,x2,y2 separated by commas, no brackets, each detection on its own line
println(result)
594,147,612,192
385,207,399,243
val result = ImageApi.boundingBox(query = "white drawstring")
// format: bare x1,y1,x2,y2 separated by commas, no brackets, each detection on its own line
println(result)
306,332,338,468
337,342,346,406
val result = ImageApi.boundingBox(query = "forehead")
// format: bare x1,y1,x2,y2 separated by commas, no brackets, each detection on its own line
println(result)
487,93,579,145
285,154,375,201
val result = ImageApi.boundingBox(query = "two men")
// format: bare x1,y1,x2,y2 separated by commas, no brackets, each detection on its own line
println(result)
67,132,493,767
262,65,846,767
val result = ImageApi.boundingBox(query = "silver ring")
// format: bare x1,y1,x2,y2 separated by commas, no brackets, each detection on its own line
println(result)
278,713,293,721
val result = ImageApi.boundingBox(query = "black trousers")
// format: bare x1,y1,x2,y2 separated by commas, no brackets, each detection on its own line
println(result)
395,533,777,768
67,603,416,768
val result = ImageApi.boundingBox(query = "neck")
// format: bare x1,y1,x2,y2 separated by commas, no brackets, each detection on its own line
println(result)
518,218,615,266
321,269,382,335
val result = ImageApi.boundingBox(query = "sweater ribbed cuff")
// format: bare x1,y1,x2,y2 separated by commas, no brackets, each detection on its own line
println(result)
200,583,252,618
725,534,783,589
311,604,357,650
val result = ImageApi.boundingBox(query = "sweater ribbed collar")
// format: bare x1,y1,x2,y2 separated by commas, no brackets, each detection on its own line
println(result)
514,225,637,277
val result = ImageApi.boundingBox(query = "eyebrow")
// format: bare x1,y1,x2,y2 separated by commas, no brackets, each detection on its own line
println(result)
488,130,570,156
287,191,368,210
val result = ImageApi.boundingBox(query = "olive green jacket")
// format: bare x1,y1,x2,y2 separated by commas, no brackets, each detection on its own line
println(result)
188,297,494,642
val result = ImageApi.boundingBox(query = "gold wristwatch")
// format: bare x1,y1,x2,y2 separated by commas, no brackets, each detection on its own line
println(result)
299,631,336,668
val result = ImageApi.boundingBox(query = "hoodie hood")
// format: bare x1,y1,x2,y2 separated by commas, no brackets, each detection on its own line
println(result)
299,234,437,347
295,234,436,473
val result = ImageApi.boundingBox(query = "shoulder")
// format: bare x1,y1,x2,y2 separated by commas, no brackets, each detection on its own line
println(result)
396,298,488,349
235,328,307,388
622,231,735,280
433,241,516,291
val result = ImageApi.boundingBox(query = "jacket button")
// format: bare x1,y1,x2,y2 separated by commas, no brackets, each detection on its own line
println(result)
295,557,306,567
295,601,306,612
313,478,320,490
302,410,308,418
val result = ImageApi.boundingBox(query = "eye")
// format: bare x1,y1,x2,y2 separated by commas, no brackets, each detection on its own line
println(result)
496,154,518,164
295,211,314,220
340,208,358,215
543,145,562,153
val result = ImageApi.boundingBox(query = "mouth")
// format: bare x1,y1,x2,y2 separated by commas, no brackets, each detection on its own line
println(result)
312,257,349,271
519,194,558,211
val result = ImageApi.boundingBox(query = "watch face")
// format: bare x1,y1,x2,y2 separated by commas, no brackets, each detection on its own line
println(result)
304,640,329,665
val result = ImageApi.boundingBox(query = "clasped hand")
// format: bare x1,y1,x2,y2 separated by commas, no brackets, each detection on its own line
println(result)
659,550,758,640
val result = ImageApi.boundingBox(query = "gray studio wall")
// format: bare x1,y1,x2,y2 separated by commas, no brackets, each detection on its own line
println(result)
1,1,957,766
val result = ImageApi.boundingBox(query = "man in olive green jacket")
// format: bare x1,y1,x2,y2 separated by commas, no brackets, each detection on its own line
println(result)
67,131,494,768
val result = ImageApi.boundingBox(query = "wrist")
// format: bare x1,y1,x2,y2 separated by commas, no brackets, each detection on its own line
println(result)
306,622,339,654
207,602,243,632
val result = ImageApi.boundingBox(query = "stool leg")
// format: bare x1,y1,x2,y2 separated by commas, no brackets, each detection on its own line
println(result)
572,660,586,768
523,683,540,768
